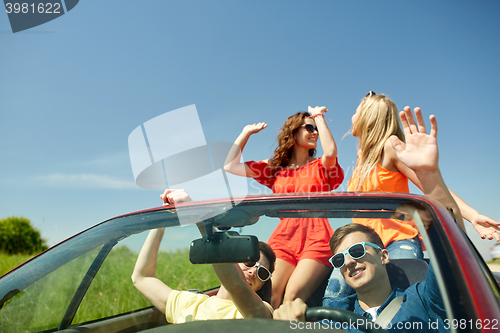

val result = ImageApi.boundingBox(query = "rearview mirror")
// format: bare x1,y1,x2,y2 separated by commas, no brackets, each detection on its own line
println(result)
189,231,260,264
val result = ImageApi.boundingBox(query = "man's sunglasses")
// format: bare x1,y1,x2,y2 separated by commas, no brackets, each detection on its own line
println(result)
243,262,272,282
301,124,318,134
329,242,382,269
365,91,376,97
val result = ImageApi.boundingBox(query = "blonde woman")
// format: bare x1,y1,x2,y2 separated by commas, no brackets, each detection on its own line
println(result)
323,92,500,308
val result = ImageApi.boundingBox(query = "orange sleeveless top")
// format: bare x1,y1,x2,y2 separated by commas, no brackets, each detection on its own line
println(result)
348,163,419,247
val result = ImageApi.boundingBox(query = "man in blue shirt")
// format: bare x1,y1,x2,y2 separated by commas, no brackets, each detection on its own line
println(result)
274,106,455,332
322,223,448,332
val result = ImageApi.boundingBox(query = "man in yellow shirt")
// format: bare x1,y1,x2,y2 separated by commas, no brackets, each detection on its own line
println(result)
164,241,275,323
132,189,275,323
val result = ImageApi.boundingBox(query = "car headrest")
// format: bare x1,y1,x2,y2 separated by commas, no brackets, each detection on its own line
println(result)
386,259,429,290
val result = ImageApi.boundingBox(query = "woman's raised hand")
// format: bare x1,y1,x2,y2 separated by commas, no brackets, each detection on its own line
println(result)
471,214,500,242
243,122,267,135
308,106,328,118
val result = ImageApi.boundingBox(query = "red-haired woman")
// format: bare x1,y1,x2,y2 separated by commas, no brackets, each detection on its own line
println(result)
224,106,344,309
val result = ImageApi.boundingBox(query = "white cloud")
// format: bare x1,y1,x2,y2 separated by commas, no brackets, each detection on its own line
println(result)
80,152,131,168
36,173,138,189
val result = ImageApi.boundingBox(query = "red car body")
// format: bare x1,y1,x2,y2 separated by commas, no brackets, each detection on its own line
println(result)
1,192,499,332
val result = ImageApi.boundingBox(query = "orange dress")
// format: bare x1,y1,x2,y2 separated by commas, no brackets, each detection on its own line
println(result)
245,158,344,266
348,163,419,247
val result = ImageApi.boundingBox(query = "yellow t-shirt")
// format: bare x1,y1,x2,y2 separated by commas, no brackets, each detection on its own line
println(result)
165,290,273,323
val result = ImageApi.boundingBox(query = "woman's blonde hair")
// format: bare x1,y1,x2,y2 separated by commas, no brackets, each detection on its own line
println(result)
350,94,405,191
268,112,316,176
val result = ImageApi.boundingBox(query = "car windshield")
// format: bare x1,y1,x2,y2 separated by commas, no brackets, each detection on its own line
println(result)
0,194,475,332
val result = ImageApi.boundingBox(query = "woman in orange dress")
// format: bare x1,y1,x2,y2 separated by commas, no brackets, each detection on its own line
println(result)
224,106,344,309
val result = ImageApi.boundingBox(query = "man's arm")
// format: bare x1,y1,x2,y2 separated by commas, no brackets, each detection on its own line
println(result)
163,189,272,318
131,228,172,313
391,107,500,240
195,222,272,318
389,107,460,214
212,263,273,318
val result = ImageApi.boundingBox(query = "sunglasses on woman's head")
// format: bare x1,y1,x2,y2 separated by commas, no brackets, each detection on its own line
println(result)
243,262,272,282
329,242,382,269
301,124,318,134
365,91,376,97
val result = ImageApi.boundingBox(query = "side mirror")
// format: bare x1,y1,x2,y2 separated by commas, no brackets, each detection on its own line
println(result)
189,231,260,264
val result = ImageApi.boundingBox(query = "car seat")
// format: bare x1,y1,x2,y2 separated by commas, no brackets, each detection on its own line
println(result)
386,258,429,289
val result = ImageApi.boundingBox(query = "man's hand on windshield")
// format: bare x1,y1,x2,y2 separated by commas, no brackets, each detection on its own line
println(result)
160,189,193,206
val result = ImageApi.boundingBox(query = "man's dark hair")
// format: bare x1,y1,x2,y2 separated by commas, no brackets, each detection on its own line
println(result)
256,241,276,303
259,241,276,273
329,224,385,254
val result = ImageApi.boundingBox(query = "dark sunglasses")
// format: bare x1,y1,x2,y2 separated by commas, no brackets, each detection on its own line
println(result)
301,124,318,134
329,242,382,269
243,262,272,282
365,91,376,97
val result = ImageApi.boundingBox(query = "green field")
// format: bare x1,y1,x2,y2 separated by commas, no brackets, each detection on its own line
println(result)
0,252,33,276
0,246,220,332
490,258,500,265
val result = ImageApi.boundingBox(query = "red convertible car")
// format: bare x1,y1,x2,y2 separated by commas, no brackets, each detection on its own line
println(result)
1,192,499,332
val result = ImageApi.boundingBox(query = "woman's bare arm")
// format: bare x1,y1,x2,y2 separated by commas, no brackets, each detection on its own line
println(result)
309,106,338,169
224,123,267,177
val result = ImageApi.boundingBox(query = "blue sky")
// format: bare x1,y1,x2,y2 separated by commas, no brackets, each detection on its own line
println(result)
1,1,499,259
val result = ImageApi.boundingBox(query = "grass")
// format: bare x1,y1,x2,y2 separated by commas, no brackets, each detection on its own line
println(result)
488,258,500,265
0,245,220,332
75,246,220,324
0,252,34,276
